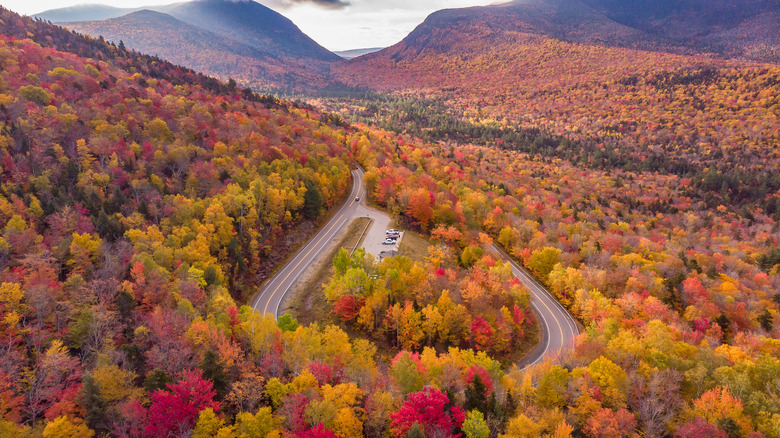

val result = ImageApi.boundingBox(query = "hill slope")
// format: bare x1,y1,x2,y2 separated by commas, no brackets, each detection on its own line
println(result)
63,10,292,87
393,0,677,55
345,0,779,63
165,0,338,62
63,0,337,91
335,0,780,195
580,0,780,61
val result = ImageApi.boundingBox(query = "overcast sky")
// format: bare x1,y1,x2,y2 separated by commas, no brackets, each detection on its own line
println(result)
5,0,496,51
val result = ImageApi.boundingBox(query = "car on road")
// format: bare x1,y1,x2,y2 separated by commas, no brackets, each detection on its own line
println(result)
355,197,360,201
382,239,396,245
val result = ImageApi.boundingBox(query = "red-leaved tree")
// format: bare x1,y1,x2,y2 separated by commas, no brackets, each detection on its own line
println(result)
674,417,727,438
470,316,494,351
583,408,637,438
298,423,342,438
390,387,465,438
333,296,364,322
144,369,220,438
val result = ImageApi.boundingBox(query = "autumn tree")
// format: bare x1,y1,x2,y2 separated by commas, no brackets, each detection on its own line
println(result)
144,369,220,437
389,387,465,438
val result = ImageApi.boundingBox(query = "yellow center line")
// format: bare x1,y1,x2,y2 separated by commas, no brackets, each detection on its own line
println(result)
261,171,359,316
534,288,565,354
498,243,566,362
262,213,345,315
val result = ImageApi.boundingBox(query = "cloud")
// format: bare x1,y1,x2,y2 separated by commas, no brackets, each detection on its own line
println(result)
283,0,351,9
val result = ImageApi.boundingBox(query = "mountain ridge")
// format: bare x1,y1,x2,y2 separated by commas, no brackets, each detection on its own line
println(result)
164,0,338,62
62,0,338,91
64,9,280,79
33,3,141,22
366,0,780,62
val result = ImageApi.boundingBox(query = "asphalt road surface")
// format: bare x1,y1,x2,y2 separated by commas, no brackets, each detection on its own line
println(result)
252,166,579,369
492,244,579,368
251,167,365,318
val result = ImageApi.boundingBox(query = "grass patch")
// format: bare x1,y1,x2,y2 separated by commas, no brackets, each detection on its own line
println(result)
343,217,373,256
397,230,431,261
286,217,371,327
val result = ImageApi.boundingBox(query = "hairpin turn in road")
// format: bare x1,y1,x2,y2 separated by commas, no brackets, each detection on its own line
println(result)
251,167,578,367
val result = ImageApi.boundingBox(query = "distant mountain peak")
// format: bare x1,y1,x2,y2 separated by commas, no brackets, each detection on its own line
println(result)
61,0,339,91
34,4,139,22
165,0,339,61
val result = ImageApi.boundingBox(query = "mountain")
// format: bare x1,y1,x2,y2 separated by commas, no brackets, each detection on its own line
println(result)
347,0,778,63
63,10,287,86
579,0,780,61
63,0,338,91
334,47,385,59
335,0,780,179
164,0,338,62
33,4,140,22
581,0,777,38
394,0,677,55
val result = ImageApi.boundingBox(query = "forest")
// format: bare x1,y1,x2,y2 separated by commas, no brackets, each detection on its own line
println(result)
0,6,779,438
334,31,780,214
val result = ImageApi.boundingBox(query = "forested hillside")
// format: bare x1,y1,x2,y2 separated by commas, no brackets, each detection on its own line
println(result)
62,9,327,93
579,0,780,62
357,130,780,438
62,0,338,92
1,5,780,438
334,26,780,214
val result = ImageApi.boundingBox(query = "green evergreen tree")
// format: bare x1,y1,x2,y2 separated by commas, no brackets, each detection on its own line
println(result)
199,350,229,399
79,374,107,433
758,309,774,332
144,369,172,393
303,180,325,220
464,374,487,413
716,314,732,342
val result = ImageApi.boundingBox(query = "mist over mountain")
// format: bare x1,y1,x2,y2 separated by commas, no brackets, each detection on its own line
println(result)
334,47,384,59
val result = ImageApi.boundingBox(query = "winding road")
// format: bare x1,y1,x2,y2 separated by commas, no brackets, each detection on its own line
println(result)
491,244,579,368
251,167,365,318
251,167,579,367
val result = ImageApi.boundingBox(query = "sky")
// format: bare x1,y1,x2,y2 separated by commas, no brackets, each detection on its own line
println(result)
4,0,497,51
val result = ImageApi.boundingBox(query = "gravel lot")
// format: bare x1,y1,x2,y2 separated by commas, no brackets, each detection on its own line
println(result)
354,204,400,259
